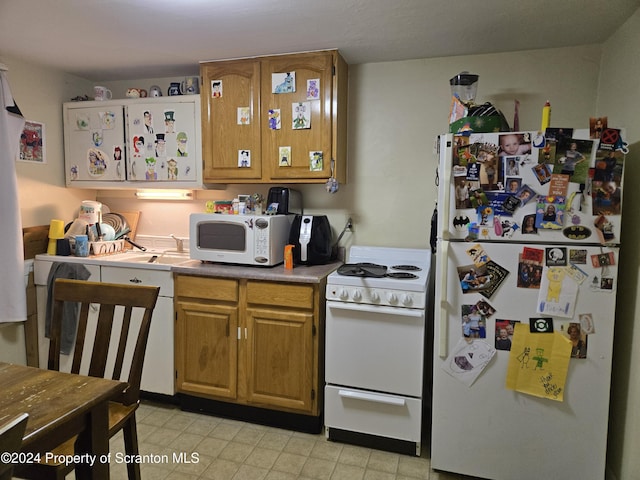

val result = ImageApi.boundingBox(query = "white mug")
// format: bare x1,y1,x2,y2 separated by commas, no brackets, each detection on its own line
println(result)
94,86,112,101
180,77,200,95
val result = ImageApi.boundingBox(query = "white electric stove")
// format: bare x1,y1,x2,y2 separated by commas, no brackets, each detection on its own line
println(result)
324,246,431,456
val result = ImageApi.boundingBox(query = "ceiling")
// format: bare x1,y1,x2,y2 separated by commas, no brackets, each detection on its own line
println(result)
1,0,638,81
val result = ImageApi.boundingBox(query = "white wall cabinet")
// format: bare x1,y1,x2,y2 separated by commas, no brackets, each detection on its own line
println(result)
63,96,202,189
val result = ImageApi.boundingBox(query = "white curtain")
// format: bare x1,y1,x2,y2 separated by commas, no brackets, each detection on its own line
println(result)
0,69,26,322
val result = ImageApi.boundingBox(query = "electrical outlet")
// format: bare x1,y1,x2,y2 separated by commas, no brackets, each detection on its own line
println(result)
346,216,354,231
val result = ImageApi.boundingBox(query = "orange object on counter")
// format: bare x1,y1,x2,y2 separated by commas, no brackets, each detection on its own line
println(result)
284,245,294,270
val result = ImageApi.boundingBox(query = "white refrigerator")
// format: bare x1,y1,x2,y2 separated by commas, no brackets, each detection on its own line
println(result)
431,129,626,480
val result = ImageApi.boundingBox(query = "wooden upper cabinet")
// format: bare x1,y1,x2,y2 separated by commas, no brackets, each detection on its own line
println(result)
262,52,333,182
201,60,262,182
200,50,348,184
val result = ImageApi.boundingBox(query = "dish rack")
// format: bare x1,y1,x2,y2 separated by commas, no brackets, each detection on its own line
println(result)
89,239,125,256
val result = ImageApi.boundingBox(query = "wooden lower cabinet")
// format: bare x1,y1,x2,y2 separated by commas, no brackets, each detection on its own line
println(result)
246,307,314,411
174,275,324,418
175,300,238,400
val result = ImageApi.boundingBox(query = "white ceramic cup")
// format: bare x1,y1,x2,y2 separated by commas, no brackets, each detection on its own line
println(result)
94,86,113,101
181,77,200,95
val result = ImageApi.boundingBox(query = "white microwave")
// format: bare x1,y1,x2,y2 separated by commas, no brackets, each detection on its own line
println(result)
189,214,294,266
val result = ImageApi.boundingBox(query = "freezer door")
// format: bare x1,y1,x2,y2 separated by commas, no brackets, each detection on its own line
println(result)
432,240,618,480
64,104,126,183
438,131,624,245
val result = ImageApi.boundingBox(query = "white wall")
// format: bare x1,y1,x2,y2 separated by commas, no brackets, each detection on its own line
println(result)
3,54,97,226
596,9,640,480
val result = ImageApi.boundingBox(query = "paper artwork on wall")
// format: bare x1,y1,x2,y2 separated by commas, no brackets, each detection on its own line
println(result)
99,111,116,130
211,80,222,98
18,120,46,163
237,107,250,125
442,337,496,387
293,102,311,129
272,72,295,93
76,114,90,130
164,110,176,133
268,109,281,130
87,148,108,177
238,149,251,168
91,129,103,147
279,146,291,167
306,79,320,100
177,132,188,157
537,265,579,318
506,323,572,401
310,151,323,171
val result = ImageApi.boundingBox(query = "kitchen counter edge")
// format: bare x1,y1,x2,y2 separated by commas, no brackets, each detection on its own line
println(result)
172,260,342,284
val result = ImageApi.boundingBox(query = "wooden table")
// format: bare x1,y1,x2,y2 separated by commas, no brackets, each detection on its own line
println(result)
0,362,127,480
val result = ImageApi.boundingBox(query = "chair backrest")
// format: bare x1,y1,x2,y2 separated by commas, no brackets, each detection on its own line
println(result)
48,278,160,405
0,413,29,480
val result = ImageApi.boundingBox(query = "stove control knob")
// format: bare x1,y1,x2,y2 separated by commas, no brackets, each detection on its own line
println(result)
352,289,362,302
387,293,398,305
370,291,380,302
401,294,413,306
338,289,349,300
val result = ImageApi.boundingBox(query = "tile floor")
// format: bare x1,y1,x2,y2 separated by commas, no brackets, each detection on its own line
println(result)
98,400,475,480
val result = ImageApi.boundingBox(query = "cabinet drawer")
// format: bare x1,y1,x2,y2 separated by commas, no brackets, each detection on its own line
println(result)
246,281,314,309
101,266,173,297
175,275,238,302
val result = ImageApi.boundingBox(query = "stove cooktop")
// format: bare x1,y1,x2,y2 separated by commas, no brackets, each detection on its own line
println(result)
328,246,431,293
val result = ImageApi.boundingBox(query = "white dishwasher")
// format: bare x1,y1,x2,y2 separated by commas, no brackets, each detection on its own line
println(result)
34,258,175,396
101,266,174,396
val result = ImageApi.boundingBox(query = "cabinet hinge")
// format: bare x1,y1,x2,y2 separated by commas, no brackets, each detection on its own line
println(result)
311,389,316,400
332,65,336,76
175,370,178,379
312,325,316,336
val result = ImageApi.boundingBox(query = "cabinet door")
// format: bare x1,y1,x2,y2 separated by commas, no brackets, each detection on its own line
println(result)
175,300,238,399
261,52,334,182
245,307,315,413
126,99,200,184
64,104,126,183
201,60,262,182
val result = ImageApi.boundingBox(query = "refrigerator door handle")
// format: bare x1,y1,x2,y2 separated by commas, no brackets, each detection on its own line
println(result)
439,135,452,240
438,240,449,358
338,389,406,406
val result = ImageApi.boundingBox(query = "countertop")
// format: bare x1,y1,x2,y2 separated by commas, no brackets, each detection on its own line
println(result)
35,253,341,284
172,260,342,284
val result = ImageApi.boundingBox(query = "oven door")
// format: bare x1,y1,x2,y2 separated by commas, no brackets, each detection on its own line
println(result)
325,300,425,397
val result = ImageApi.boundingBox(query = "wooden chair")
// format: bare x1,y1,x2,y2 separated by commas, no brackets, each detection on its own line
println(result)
0,413,29,480
18,278,160,480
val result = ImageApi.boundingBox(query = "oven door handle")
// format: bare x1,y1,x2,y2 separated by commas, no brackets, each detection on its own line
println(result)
338,389,406,406
326,301,424,318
